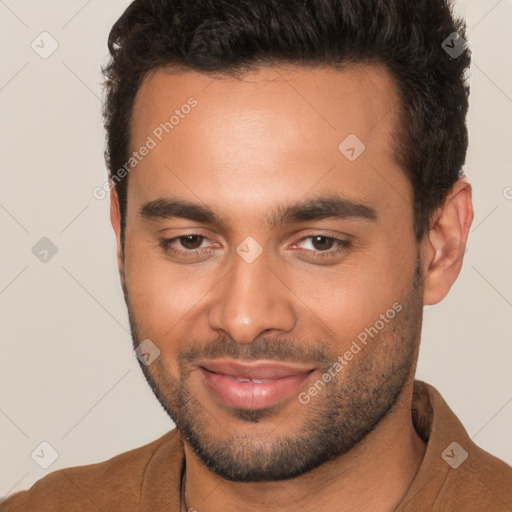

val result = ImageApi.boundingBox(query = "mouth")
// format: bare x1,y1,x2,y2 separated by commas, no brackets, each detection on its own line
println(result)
196,359,315,410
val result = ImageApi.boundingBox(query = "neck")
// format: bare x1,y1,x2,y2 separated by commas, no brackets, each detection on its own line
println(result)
181,380,426,512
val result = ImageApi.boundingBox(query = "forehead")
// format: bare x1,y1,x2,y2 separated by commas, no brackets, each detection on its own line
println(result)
127,63,408,228
133,63,400,149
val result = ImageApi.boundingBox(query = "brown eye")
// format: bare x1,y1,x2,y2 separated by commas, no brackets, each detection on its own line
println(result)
158,234,211,258
178,235,205,250
310,236,336,251
294,235,352,261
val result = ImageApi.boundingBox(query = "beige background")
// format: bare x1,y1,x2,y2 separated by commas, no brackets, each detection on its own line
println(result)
1,0,511,496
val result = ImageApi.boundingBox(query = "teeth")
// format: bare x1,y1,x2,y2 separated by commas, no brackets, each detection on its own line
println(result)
233,377,269,383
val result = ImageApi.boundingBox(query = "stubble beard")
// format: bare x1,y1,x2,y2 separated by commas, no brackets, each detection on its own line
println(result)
122,260,424,482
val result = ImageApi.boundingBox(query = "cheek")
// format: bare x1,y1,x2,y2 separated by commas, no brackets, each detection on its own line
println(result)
123,236,209,339
282,265,374,337
282,243,416,342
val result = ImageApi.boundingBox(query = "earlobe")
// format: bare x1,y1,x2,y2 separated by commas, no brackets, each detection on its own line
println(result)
422,179,474,305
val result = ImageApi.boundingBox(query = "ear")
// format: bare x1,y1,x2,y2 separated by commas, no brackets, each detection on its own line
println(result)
420,178,474,305
110,186,125,286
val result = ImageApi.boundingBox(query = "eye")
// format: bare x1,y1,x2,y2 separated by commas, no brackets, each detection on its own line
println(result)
159,234,213,259
293,235,351,259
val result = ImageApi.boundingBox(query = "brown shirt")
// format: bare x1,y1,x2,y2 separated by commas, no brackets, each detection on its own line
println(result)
2,380,511,511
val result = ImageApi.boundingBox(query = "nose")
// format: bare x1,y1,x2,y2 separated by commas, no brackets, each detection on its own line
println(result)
207,249,297,344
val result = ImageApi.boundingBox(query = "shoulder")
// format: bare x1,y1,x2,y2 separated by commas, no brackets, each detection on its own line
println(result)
405,381,512,511
0,429,182,512
443,443,512,511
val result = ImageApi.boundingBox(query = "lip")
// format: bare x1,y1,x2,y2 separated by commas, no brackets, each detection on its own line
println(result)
196,359,315,410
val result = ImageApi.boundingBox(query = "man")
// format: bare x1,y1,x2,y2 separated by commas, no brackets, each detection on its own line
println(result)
2,0,511,510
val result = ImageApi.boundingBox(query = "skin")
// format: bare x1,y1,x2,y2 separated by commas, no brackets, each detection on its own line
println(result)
110,64,473,511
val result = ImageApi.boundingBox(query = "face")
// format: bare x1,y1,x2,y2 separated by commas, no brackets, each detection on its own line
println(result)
116,64,424,481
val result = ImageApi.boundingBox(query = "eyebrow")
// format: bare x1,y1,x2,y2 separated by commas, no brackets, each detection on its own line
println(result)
139,193,378,229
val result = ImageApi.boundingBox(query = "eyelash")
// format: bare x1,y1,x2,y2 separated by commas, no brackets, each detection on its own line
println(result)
158,234,351,260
